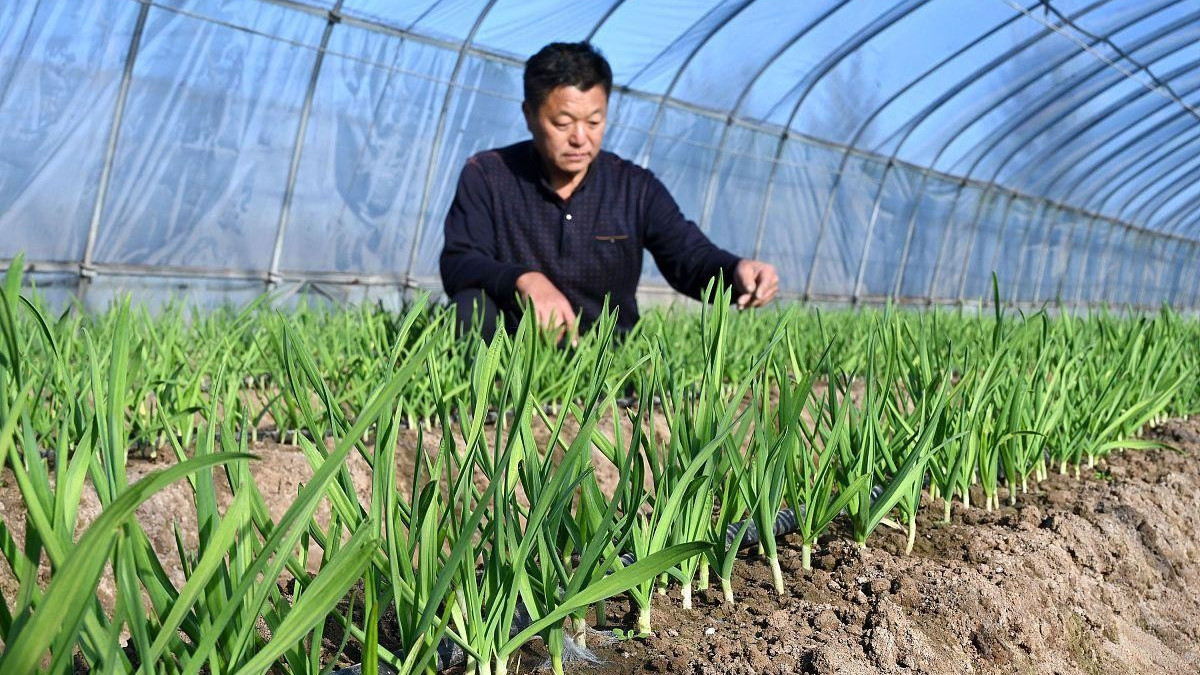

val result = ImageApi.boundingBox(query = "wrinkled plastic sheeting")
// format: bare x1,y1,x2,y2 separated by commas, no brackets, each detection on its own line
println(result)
0,2,140,262
3,0,1200,311
92,3,324,272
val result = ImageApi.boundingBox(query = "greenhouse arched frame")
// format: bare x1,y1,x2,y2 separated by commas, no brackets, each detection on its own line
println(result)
2,0,1199,311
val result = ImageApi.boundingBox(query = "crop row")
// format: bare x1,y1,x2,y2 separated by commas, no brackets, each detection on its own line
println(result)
0,257,1197,674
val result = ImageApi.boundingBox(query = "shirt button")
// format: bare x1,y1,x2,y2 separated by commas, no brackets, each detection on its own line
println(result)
565,214,573,221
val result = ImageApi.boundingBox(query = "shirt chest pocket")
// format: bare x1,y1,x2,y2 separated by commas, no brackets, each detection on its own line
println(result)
586,221,640,279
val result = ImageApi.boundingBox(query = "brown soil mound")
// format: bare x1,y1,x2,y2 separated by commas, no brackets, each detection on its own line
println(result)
558,417,1200,674
3,415,1199,674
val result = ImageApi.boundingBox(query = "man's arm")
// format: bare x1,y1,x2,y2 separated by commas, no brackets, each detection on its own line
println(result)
641,173,778,307
440,159,578,336
440,159,533,310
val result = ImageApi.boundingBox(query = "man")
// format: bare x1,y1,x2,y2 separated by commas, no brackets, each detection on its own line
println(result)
440,42,778,338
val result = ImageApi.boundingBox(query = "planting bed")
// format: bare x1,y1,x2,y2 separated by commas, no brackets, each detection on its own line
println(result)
5,416,1196,674
567,420,1200,675
4,259,1200,674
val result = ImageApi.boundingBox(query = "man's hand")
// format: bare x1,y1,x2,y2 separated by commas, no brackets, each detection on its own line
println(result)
733,259,779,309
516,271,578,342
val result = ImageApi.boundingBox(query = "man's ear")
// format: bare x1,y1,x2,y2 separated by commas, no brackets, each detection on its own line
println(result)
522,101,535,132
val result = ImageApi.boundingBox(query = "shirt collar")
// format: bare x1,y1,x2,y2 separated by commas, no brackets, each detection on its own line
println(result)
528,142,599,201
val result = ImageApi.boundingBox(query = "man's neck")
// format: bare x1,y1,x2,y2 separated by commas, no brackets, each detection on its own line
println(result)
538,155,589,202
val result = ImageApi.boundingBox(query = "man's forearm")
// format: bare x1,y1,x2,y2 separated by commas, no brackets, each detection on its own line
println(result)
440,250,530,309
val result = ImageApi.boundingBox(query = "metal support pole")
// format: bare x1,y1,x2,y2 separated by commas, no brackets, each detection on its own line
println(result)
1066,215,1098,307
749,132,789,265
634,1,753,168
1007,201,1044,304
697,119,735,234
696,1,851,240
780,0,933,298
1030,206,1062,305
1183,242,1200,309
891,171,932,300
78,0,151,302
1162,238,1190,308
1049,210,1086,307
1093,222,1125,305
1183,247,1200,309
924,180,971,304
1174,240,1200,309
919,179,969,304
1134,236,1172,310
403,0,499,294
850,161,894,303
953,187,996,304
979,192,1018,306
1108,228,1138,307
1136,235,1160,311
800,158,851,300
266,1,345,290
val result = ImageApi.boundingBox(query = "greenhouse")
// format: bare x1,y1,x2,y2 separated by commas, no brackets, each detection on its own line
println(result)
5,0,1200,309
3,2,1200,674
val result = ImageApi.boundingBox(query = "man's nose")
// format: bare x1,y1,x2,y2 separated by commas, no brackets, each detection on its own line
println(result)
569,124,586,145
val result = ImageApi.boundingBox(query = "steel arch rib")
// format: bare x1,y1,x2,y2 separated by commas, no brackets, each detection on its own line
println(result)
585,0,628,42
916,0,1180,301
1025,66,1200,200
267,0,347,289
807,6,1030,301
1125,154,1200,225
1159,185,1200,237
695,0,851,242
870,0,1123,300
966,21,1200,205
733,0,936,295
943,5,1199,300
1037,71,1200,203
764,0,936,297
0,0,42,113
403,0,500,286
632,0,756,168
582,0,628,114
79,0,151,300
1140,164,1200,235
1070,115,1200,218
906,0,1126,301
955,7,1200,230
943,1,1195,181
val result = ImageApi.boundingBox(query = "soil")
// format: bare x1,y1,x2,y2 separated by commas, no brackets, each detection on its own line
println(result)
548,417,1200,675
2,413,1199,673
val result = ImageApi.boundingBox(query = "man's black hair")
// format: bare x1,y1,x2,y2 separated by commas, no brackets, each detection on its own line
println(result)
523,42,613,109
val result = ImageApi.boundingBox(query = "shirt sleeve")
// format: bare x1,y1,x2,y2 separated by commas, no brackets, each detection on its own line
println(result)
439,158,531,310
640,171,742,302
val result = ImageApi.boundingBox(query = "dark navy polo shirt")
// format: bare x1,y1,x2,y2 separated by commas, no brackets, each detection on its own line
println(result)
439,140,741,332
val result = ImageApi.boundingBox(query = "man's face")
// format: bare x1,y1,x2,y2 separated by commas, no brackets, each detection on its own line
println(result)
524,85,608,182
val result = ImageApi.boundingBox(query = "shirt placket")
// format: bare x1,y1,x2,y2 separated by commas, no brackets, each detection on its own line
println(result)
560,197,579,256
